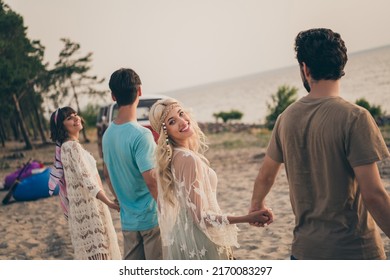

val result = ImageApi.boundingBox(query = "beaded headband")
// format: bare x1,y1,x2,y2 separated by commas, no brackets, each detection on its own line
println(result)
162,122,172,161
157,102,180,132
158,102,180,162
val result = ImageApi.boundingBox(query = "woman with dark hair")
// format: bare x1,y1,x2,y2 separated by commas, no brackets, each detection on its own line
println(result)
48,106,121,260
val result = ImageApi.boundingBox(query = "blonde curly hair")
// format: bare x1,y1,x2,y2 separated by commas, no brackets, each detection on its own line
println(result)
149,98,208,205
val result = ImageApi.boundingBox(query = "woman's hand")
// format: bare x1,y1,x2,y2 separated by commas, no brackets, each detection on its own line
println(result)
96,190,120,212
108,200,120,212
247,208,273,227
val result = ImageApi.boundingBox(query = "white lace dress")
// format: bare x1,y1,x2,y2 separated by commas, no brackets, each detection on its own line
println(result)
158,148,239,260
61,141,121,260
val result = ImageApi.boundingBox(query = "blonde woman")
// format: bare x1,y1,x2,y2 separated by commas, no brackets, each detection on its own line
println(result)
149,98,271,260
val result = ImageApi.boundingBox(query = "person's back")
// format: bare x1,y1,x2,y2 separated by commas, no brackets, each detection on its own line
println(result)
103,122,157,230
269,95,387,259
102,68,161,260
251,28,390,260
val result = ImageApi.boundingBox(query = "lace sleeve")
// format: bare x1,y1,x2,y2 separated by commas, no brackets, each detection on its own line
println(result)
172,153,203,223
172,150,238,247
61,141,101,198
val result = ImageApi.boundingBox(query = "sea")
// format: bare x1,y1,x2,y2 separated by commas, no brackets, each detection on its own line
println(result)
160,45,390,124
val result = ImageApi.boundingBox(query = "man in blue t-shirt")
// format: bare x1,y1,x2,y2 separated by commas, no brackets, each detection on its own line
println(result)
102,68,162,260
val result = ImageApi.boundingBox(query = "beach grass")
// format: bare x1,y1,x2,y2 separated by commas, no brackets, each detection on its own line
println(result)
207,128,271,150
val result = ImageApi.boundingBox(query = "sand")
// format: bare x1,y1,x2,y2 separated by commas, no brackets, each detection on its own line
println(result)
0,130,389,260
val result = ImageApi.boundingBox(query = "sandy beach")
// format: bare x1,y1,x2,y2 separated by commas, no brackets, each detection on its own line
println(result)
0,129,389,260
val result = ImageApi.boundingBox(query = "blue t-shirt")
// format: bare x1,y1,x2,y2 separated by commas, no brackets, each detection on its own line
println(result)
102,121,158,231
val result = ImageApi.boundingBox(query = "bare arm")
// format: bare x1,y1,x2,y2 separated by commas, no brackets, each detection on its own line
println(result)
184,155,280,227
227,210,272,225
354,162,390,238
95,171,119,212
142,169,158,201
96,189,120,212
189,184,271,226
249,155,282,225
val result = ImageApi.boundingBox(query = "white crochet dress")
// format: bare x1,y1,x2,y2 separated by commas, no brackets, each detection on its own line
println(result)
158,148,239,260
61,141,121,260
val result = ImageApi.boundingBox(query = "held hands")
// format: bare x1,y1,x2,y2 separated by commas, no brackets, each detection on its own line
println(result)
248,207,274,227
96,190,120,212
108,199,120,212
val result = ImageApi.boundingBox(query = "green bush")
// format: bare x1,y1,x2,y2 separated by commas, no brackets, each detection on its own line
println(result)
265,85,298,130
213,110,243,123
355,98,384,124
81,104,100,129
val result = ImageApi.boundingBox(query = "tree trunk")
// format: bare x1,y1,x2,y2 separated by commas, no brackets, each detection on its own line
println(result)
30,91,48,144
13,94,33,150
9,115,20,141
0,118,5,147
29,116,38,141
71,82,90,143
0,132,4,148
35,106,48,144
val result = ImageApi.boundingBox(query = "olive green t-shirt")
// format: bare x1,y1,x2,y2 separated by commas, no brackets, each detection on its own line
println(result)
267,96,389,259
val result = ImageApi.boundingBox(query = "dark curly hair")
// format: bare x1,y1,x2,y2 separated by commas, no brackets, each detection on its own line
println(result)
50,107,83,144
294,28,348,80
109,68,142,107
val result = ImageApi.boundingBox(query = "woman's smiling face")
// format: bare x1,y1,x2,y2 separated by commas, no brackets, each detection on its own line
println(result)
63,113,83,139
164,106,194,148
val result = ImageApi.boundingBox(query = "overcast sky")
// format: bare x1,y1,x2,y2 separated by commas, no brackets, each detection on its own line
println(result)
5,0,390,96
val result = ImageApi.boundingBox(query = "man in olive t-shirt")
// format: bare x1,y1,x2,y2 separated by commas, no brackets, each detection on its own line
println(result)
250,28,390,259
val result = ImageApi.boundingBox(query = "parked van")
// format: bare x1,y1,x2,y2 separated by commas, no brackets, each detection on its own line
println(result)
96,95,167,158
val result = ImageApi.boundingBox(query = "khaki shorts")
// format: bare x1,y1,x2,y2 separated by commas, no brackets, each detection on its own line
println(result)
122,226,162,260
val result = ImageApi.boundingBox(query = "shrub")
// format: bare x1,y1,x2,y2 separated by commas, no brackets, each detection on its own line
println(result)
265,85,298,130
81,104,100,129
213,110,243,123
355,98,384,125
